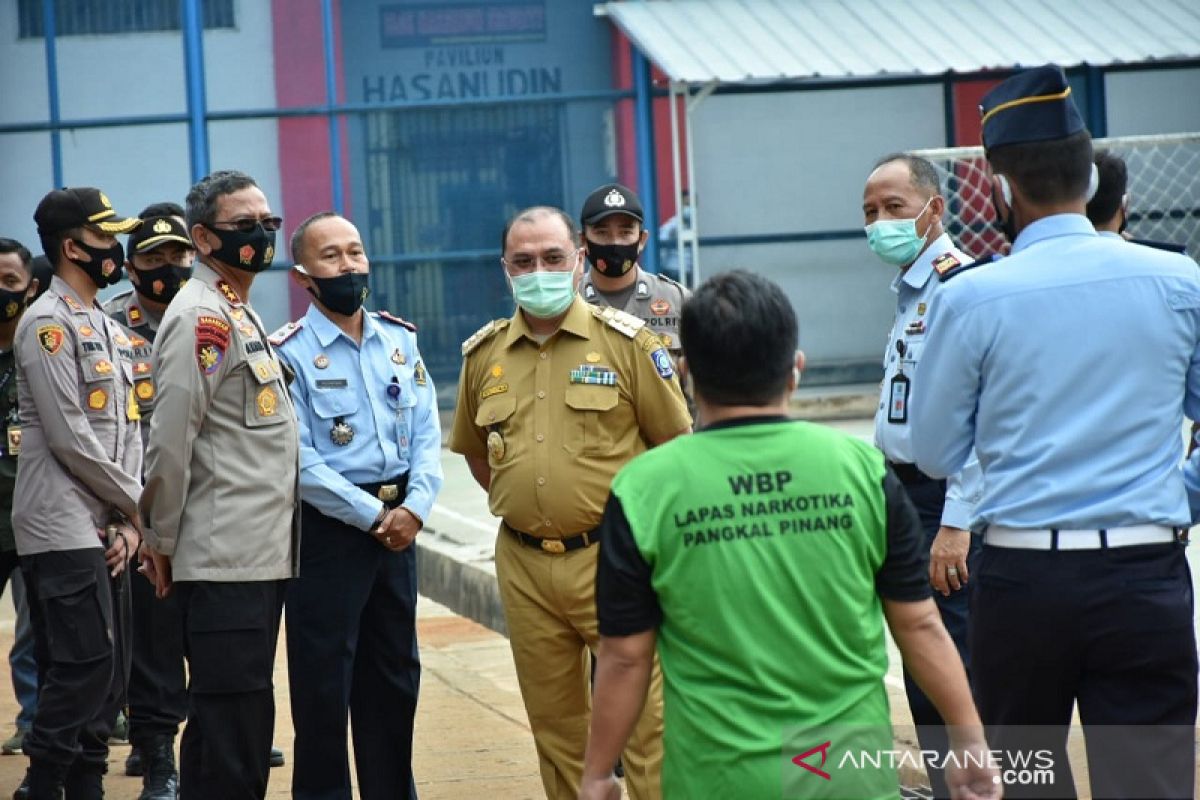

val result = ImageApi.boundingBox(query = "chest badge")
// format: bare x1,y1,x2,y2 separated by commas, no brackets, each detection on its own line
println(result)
314,354,330,369
391,348,406,365
414,361,427,386
330,417,354,446
487,430,505,461
256,386,278,417
650,299,670,316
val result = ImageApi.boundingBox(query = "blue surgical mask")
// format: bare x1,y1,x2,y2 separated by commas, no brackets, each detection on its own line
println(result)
864,198,933,267
511,269,577,318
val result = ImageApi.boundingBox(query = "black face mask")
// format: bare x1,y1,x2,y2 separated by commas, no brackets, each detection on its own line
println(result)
132,263,190,304
206,224,276,273
990,188,1017,244
307,272,369,316
0,287,28,321
69,240,125,288
584,238,640,277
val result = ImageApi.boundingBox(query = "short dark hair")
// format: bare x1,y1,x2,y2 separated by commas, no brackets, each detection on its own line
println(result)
38,227,82,269
680,270,797,407
873,152,941,197
1086,150,1128,227
987,130,1093,205
139,201,185,219
290,211,341,265
0,238,33,274
185,170,259,230
500,206,578,254
30,256,53,302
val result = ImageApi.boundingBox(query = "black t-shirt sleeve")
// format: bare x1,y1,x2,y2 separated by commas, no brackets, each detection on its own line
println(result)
874,468,933,602
596,492,662,636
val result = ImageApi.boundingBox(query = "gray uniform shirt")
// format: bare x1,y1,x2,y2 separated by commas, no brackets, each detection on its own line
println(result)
102,289,159,454
581,267,689,358
12,276,143,555
140,263,299,581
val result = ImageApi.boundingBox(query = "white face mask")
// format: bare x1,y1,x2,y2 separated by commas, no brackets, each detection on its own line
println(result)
864,197,933,267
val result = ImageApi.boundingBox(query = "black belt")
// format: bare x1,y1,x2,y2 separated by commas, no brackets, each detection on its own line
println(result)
354,473,409,508
508,525,596,555
887,461,937,486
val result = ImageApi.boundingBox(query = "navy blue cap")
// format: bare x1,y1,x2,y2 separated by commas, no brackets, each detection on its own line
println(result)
980,64,1086,150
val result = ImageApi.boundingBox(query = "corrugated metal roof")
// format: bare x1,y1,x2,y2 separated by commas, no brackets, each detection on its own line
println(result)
597,0,1200,85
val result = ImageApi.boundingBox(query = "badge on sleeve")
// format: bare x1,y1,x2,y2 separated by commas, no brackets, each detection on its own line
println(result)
650,347,674,379
195,315,231,375
37,324,65,355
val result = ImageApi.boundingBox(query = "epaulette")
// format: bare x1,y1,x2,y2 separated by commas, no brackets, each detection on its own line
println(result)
375,310,417,331
461,319,508,356
591,304,645,338
931,251,964,276
1129,238,1188,256
938,254,999,283
268,320,303,347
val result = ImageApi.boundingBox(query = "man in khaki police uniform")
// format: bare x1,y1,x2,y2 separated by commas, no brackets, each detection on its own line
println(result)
14,187,143,799
139,170,299,800
449,206,691,800
578,184,689,363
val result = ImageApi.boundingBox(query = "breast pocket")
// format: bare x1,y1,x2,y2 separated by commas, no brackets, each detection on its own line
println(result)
244,354,288,428
474,394,517,467
563,384,618,456
80,354,118,415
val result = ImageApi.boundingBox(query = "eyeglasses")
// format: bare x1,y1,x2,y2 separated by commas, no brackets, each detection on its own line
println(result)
502,248,580,272
210,216,283,233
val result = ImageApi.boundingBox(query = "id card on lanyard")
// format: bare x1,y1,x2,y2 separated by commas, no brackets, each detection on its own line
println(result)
887,339,910,424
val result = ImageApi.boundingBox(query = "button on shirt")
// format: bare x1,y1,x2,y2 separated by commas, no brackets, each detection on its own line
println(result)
912,214,1200,529
874,234,982,529
276,305,443,532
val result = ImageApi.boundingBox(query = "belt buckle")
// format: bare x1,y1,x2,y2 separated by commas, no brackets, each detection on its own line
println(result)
377,484,399,502
540,538,566,554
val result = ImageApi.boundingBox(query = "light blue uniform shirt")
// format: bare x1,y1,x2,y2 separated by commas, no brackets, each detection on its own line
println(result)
911,214,1200,529
275,305,443,531
873,233,982,530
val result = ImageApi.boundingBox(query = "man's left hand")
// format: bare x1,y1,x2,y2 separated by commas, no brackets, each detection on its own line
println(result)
104,523,141,578
578,773,621,800
930,526,970,596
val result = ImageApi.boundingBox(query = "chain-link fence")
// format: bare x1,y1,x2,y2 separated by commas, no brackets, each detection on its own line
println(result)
912,133,1200,259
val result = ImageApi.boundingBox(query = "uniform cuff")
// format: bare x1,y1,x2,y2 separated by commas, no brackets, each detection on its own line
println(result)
940,498,973,531
144,528,176,558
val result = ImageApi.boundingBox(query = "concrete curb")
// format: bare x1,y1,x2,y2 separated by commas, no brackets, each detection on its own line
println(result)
416,527,507,636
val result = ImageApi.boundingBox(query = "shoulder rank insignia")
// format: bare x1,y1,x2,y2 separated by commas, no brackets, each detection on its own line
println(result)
62,294,83,312
376,310,417,331
216,280,243,307
931,252,962,275
461,319,508,356
127,305,144,325
938,254,999,283
268,320,303,347
591,305,645,338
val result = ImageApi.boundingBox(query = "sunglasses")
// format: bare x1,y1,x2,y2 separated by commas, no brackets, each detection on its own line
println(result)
209,216,283,233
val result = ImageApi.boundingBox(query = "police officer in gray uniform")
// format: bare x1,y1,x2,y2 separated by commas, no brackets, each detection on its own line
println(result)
578,184,690,364
139,170,299,800
14,187,143,799
102,203,193,799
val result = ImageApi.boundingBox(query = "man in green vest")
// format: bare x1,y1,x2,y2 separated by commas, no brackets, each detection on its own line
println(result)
580,270,998,800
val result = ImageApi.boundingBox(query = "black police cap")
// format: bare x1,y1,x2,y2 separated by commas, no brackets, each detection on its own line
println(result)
581,183,644,227
34,187,141,236
127,215,193,254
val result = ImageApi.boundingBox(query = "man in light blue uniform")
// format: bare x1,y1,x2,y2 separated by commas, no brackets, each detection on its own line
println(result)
911,65,1198,800
272,212,442,800
861,153,982,799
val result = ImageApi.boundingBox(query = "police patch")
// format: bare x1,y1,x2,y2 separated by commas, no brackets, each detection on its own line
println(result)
87,388,108,410
37,324,65,355
195,315,230,375
650,347,674,379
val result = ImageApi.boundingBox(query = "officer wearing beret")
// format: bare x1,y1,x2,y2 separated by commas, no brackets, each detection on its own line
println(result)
273,212,442,800
449,206,691,799
139,170,299,800
578,184,690,365
912,65,1199,799
102,202,193,798
860,152,982,798
13,187,143,799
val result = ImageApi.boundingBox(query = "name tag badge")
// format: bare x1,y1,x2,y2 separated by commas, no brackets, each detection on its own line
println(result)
887,373,910,424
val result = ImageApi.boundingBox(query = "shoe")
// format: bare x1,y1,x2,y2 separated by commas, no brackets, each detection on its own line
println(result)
109,711,129,744
1,728,25,755
63,761,103,800
269,746,284,768
11,768,29,800
136,736,178,800
125,745,143,777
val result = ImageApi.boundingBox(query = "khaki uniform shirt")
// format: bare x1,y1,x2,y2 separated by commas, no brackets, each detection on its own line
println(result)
102,289,159,453
581,267,690,357
12,276,143,555
140,264,299,581
449,297,691,537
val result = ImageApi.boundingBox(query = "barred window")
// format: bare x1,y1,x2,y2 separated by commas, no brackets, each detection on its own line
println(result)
17,0,235,38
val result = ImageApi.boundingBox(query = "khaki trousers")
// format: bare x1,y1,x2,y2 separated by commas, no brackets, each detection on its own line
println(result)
495,525,663,800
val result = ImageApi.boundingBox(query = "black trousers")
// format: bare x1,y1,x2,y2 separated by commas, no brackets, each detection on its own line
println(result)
287,502,421,800
176,580,287,800
20,548,128,769
897,473,981,799
971,542,1197,800
126,564,186,742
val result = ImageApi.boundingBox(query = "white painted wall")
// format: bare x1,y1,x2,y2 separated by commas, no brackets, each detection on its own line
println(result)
0,0,291,328
1105,68,1200,136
